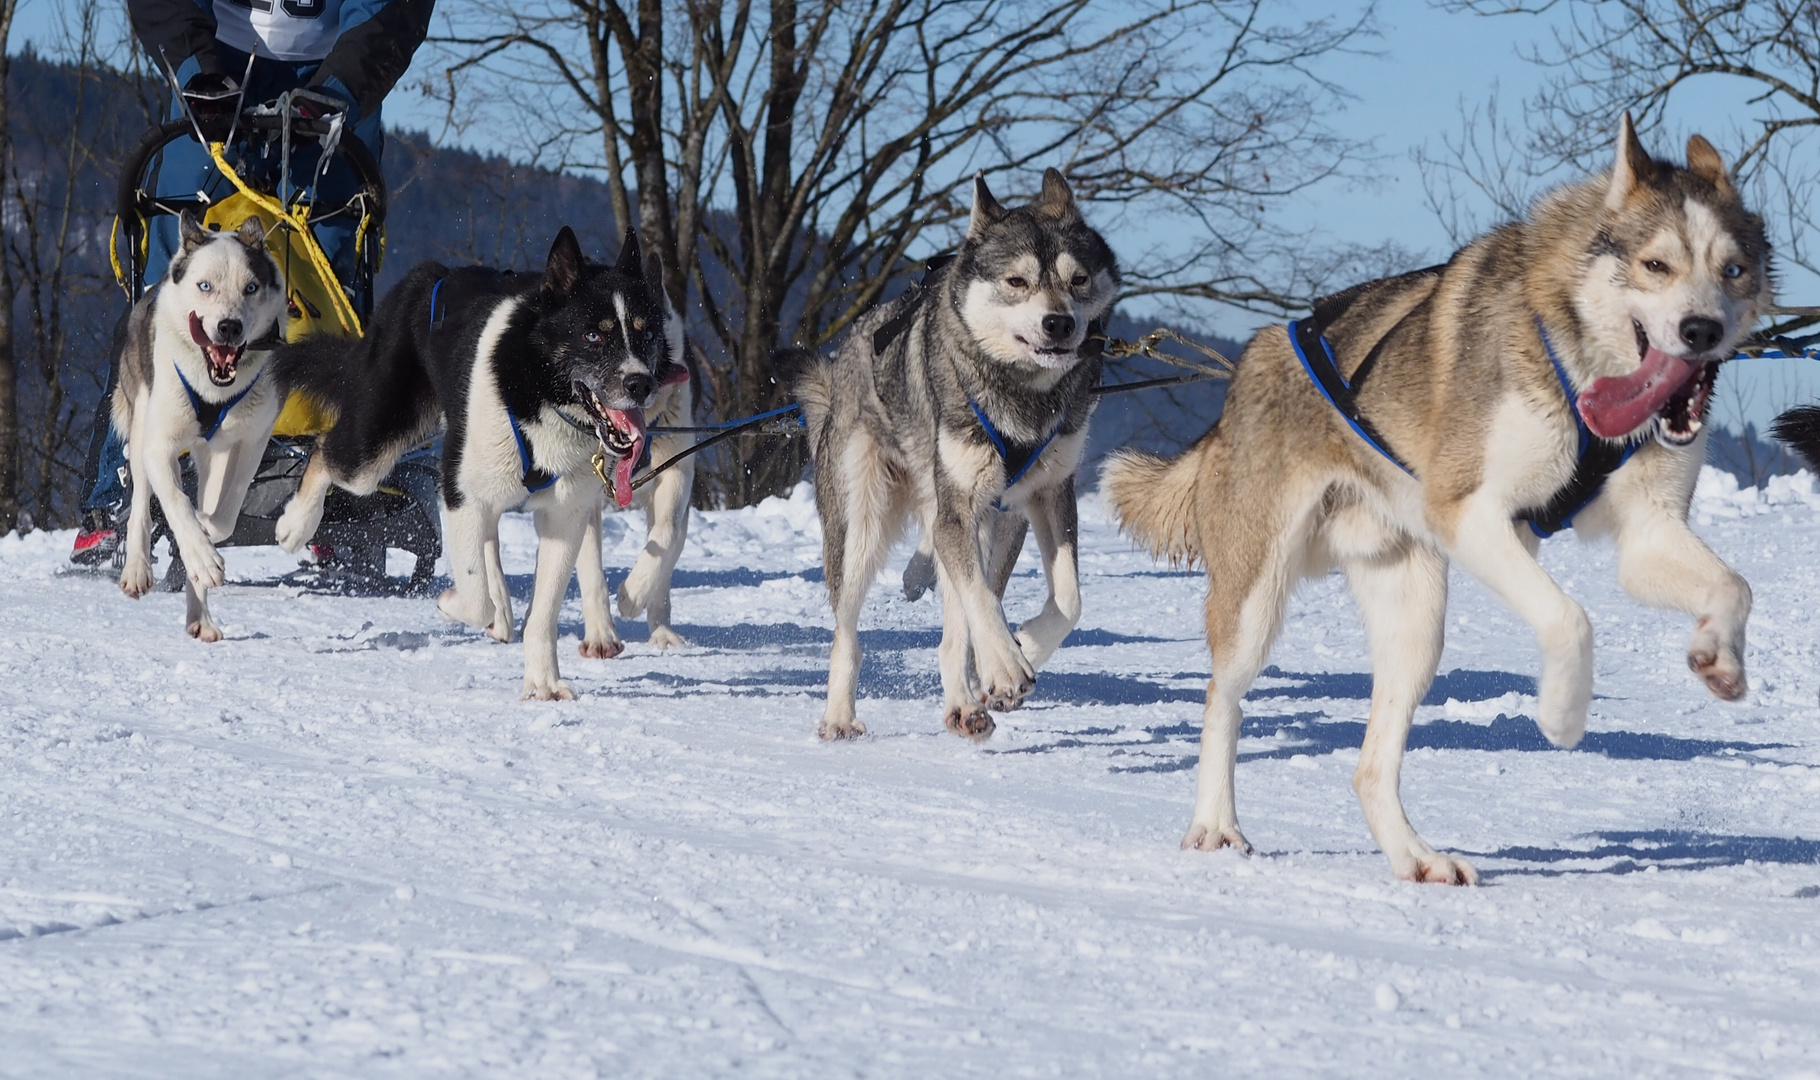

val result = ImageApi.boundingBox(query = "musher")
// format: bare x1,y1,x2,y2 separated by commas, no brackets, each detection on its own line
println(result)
71,0,433,565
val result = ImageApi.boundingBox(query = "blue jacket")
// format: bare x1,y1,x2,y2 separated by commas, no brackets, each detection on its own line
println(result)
127,0,433,128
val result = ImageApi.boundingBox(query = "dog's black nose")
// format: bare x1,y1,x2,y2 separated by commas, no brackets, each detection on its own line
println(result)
622,372,654,401
1041,313,1076,341
1679,316,1723,353
216,317,243,342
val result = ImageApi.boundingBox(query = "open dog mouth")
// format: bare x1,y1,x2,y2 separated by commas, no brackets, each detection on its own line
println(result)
576,383,647,508
1656,359,1719,447
1015,336,1077,364
1575,319,1712,441
188,312,245,386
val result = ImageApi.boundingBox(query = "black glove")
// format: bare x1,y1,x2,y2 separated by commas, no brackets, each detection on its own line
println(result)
262,90,346,128
182,72,241,142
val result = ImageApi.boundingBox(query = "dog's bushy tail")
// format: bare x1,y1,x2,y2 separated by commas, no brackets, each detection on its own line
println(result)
269,332,360,427
772,346,828,421
1100,442,1208,568
1771,405,1820,474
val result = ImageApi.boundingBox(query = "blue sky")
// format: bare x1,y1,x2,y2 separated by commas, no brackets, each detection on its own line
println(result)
14,0,1816,432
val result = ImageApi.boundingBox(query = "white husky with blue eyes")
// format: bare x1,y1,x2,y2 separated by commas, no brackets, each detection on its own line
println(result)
112,211,287,642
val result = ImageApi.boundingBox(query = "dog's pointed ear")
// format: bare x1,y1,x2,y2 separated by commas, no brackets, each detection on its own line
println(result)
179,210,210,253
968,172,1006,240
643,249,669,302
1606,112,1654,211
543,226,585,300
234,216,267,249
1034,167,1077,218
615,227,643,274
1685,134,1733,194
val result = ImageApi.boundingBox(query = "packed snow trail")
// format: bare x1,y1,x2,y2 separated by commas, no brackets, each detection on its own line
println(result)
2,473,1819,1077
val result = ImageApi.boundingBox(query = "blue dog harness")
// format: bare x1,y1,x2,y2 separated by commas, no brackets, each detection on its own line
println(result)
969,397,1060,496
1289,267,1643,537
173,361,263,441
1520,317,1641,537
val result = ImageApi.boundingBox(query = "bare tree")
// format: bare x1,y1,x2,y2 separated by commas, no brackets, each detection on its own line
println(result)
1433,0,1820,336
5,1,158,528
435,0,1384,504
0,0,19,533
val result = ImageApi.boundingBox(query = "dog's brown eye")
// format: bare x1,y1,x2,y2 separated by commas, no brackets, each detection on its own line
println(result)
1006,276,1028,289
1071,273,1088,287
1643,259,1670,274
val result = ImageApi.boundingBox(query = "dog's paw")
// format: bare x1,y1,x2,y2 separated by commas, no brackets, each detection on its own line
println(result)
487,616,514,644
1688,621,1747,701
1398,852,1479,887
648,626,686,651
1534,709,1587,750
521,677,577,701
183,544,226,590
1181,821,1252,855
982,671,1035,713
817,716,867,741
187,617,223,644
977,647,1036,712
119,560,154,599
579,637,624,660
437,586,488,628
616,573,654,620
902,548,936,601
943,704,995,741
274,501,322,554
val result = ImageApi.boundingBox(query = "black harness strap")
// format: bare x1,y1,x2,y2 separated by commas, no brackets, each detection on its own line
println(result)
1289,318,1416,477
1287,264,1449,477
1290,280,1645,536
871,252,957,357
1516,317,1642,537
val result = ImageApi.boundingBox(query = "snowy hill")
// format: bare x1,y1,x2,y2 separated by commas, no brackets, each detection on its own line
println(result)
2,469,1818,1076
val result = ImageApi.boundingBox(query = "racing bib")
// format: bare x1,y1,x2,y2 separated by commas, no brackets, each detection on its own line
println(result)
213,0,344,63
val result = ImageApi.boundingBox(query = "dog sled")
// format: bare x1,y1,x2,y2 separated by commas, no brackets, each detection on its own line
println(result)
110,91,441,591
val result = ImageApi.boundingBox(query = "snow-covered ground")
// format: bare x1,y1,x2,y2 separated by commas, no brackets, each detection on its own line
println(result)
3,470,1819,1078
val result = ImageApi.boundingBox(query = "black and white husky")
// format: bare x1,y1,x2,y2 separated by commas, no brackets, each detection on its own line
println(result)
273,228,689,698
114,212,287,641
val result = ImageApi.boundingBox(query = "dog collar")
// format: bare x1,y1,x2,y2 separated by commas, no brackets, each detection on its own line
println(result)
172,360,262,441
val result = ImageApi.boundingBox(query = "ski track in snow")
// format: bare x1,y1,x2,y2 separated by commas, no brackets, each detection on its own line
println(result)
3,470,1819,1077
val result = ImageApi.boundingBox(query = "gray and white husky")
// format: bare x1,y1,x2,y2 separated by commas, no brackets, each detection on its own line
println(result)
113,212,286,641
789,169,1118,740
1104,115,1769,883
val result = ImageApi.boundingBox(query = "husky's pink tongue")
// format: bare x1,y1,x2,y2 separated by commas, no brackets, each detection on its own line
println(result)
606,407,647,509
1577,346,1704,439
188,312,239,379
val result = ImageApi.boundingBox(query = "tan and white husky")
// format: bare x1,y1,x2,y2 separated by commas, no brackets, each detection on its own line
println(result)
1103,115,1769,884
